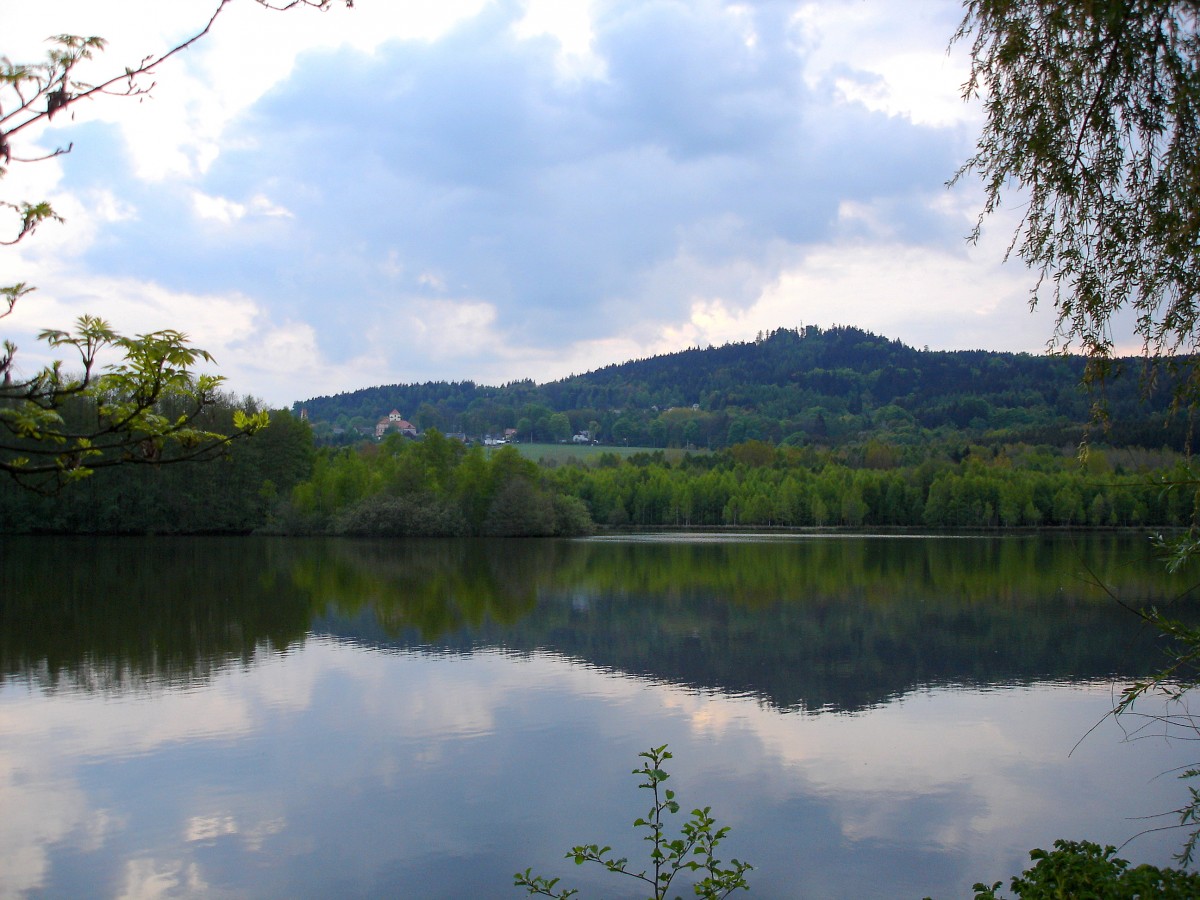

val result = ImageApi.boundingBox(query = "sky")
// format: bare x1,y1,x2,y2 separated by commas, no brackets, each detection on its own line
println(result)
0,0,1063,408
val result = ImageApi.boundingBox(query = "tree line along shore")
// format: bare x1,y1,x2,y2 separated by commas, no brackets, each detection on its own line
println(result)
2,398,1195,536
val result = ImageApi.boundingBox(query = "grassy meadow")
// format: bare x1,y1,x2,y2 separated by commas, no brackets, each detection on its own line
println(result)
501,442,706,466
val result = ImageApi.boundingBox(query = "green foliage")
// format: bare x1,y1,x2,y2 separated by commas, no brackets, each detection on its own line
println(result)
332,492,467,537
515,745,751,900
0,404,310,533
0,315,269,490
7,416,1199,536
972,840,1200,899
277,432,596,537
554,441,1189,530
954,2,1200,395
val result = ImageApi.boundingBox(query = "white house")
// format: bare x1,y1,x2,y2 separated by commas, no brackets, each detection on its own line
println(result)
375,409,418,438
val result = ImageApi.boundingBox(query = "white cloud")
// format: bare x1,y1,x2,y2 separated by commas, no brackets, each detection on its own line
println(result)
0,273,339,405
416,271,447,291
227,320,392,405
76,189,138,225
192,191,292,223
796,0,976,128
835,199,897,239
716,239,1041,352
513,0,606,81
192,190,247,223
398,297,500,358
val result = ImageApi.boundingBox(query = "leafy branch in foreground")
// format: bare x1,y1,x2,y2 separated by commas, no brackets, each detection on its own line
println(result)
953,1,1200,401
515,745,751,900
0,1,351,491
0,314,268,492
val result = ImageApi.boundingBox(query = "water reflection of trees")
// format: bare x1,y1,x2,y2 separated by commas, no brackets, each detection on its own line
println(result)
0,536,568,691
290,538,556,638
3,535,1196,709
0,537,313,692
347,535,1200,712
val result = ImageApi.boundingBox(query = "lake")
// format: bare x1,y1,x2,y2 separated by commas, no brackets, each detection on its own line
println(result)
2,533,1199,898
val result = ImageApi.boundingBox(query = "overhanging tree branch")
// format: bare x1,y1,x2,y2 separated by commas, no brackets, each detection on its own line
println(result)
954,1,1200,376
0,0,351,491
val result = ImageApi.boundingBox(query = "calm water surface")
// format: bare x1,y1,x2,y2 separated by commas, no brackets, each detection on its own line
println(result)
2,533,1199,898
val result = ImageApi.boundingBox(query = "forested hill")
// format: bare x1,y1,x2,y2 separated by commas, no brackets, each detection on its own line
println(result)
295,325,1191,450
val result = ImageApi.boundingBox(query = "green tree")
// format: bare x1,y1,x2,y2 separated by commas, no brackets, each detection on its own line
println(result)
1051,484,1085,526
548,412,572,443
954,1,1200,382
840,482,867,527
415,402,441,432
611,416,635,446
0,1,351,490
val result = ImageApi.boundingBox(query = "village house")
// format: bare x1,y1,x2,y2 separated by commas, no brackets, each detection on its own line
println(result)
375,410,418,439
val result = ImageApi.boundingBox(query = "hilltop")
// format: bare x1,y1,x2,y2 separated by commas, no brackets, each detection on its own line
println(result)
294,325,1190,450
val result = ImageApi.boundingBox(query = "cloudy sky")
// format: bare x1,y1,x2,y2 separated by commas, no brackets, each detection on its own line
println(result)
1,0,1059,407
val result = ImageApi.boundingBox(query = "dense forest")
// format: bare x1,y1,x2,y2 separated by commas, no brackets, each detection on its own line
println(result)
295,326,1198,451
3,325,1199,536
274,436,1197,533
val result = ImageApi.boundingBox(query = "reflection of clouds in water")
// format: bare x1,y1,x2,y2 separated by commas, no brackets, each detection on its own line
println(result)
659,687,756,738
0,645,673,895
240,645,320,714
0,642,1192,897
0,650,299,898
738,682,1184,871
185,813,286,852
0,643,529,894
0,769,90,898
0,700,124,898
118,858,209,900
0,678,254,753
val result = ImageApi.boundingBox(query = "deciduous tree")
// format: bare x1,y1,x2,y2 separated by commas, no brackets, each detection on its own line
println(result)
954,0,1200,390
0,0,351,489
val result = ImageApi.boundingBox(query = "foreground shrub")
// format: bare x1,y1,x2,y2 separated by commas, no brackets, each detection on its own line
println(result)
972,839,1200,899
515,744,750,899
